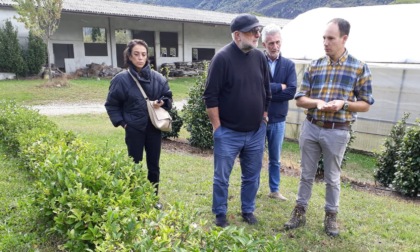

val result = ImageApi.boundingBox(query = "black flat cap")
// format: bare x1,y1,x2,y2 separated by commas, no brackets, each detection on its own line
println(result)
230,14,261,33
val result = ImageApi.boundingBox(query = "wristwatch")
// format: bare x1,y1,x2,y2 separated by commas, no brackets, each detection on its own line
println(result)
263,116,269,123
343,101,349,111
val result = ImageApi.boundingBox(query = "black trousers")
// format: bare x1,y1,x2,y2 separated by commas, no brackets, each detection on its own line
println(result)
125,120,162,194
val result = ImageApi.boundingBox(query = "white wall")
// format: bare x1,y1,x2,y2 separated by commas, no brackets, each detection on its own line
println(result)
51,13,234,72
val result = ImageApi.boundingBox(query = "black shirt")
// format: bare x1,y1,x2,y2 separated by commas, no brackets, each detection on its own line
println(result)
203,42,271,132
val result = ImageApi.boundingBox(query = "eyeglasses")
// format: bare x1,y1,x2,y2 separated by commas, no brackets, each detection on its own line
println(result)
246,27,262,35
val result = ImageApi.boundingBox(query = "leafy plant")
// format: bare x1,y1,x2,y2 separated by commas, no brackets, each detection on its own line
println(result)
392,119,420,197
26,31,47,76
161,106,183,139
0,99,286,252
374,113,409,187
0,20,26,76
182,64,213,149
13,0,63,80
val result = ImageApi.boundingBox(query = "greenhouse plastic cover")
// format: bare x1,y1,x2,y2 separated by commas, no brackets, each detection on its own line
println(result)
281,4,420,64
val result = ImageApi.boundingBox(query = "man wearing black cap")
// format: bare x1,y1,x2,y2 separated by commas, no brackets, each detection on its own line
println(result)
203,13,271,227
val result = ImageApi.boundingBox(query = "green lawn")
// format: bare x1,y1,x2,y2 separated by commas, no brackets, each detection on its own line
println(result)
46,113,420,252
0,76,193,105
1,77,419,251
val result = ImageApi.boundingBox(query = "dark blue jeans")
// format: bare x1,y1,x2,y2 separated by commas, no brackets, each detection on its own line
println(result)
212,122,266,215
266,121,286,193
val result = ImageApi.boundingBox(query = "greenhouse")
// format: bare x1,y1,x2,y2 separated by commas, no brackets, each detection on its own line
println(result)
280,4,420,152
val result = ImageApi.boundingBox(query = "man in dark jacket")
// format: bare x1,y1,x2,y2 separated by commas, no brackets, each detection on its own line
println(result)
203,14,271,227
261,24,297,201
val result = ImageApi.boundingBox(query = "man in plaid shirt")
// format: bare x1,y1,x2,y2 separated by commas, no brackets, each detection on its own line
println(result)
284,18,374,237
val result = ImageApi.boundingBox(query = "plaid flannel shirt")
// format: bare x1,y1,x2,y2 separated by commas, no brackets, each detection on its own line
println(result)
295,50,374,123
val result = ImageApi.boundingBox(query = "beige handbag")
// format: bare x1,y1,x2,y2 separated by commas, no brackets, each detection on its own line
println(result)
128,70,172,132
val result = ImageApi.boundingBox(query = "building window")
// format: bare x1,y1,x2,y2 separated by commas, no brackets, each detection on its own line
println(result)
160,32,178,57
115,29,132,44
192,48,215,61
83,27,107,56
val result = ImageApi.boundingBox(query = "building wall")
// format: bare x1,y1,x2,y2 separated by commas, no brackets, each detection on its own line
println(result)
48,13,233,72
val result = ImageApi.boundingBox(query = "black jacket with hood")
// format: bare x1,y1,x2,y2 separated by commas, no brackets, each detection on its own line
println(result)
105,62,172,132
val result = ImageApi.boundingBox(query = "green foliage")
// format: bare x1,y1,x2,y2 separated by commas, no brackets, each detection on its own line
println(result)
182,65,213,149
13,0,63,39
0,100,157,250
0,20,26,76
374,113,409,187
393,120,420,197
0,99,286,250
161,106,183,139
0,100,54,154
91,27,101,42
26,31,47,76
95,202,283,251
13,0,63,80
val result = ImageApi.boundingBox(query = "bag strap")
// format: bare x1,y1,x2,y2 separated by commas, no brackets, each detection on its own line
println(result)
128,69,149,100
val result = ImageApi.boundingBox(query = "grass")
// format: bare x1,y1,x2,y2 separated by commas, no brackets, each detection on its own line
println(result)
0,145,60,252
46,114,420,251
0,76,194,105
1,78,419,251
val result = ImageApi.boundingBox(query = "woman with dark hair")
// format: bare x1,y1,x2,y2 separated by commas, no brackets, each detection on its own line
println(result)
105,39,172,209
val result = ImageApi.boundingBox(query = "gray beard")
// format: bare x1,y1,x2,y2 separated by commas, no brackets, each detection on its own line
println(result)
240,44,254,53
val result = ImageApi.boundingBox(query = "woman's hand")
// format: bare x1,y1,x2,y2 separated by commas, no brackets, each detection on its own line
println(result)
153,100,164,108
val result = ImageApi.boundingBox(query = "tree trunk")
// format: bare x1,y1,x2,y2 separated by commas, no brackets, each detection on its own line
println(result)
46,38,52,81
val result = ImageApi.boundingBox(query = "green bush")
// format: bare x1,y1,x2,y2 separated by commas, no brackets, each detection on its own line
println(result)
0,100,55,155
26,31,47,76
182,65,213,149
393,120,420,197
95,202,283,251
0,20,26,76
0,100,285,250
161,106,183,139
374,113,409,187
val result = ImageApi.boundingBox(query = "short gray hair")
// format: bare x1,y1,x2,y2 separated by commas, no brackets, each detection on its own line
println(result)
261,23,282,43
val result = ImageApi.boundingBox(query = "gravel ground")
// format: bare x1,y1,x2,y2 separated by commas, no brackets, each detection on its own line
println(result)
32,100,186,116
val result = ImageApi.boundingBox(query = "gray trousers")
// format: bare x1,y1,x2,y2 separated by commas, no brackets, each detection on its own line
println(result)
296,119,350,212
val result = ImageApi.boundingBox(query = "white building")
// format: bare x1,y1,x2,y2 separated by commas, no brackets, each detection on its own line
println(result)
0,0,289,72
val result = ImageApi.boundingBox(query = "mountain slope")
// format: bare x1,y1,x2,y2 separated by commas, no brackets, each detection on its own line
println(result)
124,0,396,19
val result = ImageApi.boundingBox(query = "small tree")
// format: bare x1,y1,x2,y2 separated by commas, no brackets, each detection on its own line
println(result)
26,31,47,76
182,65,213,149
13,0,63,80
0,20,26,76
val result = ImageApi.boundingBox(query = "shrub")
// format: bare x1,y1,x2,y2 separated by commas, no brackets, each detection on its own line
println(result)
26,31,47,76
0,20,26,76
0,100,285,250
182,65,213,149
374,113,409,187
0,100,55,155
393,120,420,197
161,106,183,139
